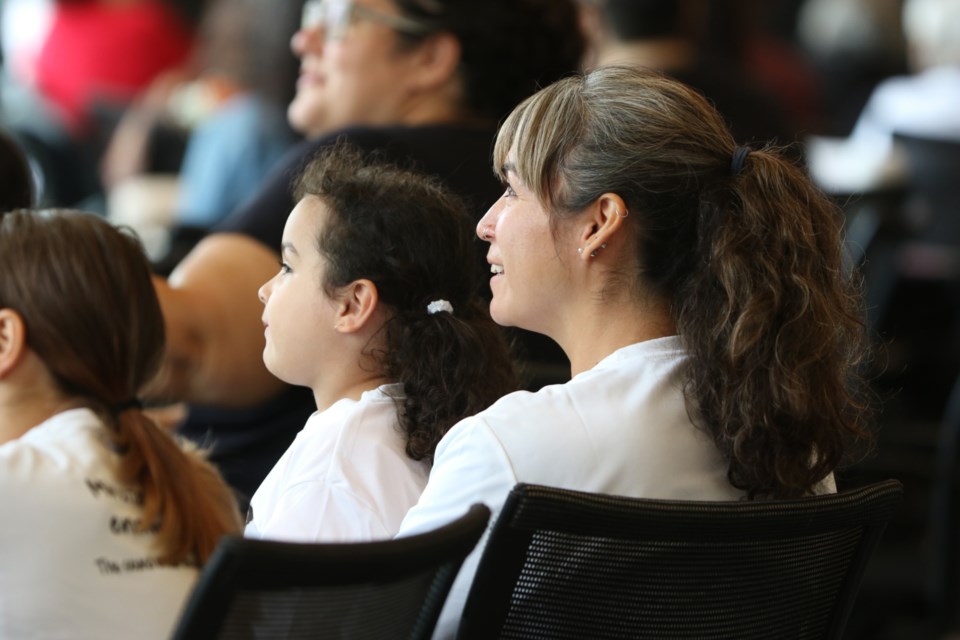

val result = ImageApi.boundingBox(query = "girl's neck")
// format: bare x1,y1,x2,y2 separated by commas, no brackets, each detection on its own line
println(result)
0,351,76,446
0,393,76,446
312,373,394,414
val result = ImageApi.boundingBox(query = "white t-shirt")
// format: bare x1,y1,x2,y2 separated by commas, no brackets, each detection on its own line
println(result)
245,384,429,542
0,408,199,640
398,337,758,639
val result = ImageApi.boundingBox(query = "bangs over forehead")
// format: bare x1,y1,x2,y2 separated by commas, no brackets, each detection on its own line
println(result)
493,74,587,213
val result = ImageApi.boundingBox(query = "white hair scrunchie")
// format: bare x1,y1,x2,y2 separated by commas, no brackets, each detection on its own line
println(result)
426,299,454,315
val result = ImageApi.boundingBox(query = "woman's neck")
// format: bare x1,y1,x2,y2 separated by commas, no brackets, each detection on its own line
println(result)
556,294,676,378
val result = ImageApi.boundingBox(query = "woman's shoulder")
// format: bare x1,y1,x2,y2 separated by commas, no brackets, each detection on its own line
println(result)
437,338,691,455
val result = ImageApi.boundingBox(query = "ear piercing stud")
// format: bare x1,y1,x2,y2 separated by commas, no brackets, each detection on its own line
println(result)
581,243,607,258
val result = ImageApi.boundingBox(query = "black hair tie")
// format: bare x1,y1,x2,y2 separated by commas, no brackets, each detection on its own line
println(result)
110,398,143,415
730,146,752,176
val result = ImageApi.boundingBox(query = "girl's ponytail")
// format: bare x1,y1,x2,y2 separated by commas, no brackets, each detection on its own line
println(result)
383,298,516,462
109,406,241,564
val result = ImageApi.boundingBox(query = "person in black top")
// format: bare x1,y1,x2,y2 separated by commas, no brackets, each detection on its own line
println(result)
579,0,798,148
147,0,585,510
0,129,34,211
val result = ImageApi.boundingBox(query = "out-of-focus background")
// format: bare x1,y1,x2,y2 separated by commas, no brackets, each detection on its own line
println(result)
2,1,959,637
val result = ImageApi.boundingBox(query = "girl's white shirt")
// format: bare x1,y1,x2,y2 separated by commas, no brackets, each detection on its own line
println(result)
245,383,429,542
0,407,199,640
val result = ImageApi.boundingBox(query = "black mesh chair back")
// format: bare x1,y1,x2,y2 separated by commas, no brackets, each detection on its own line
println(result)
932,372,960,630
172,503,490,640
457,481,903,640
893,133,960,244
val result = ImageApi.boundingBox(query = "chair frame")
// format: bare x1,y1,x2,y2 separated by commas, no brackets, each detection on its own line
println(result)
173,503,490,640
458,481,903,640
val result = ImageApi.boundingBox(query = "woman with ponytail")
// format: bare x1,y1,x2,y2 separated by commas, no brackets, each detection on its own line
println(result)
245,143,517,542
398,65,874,638
0,209,241,639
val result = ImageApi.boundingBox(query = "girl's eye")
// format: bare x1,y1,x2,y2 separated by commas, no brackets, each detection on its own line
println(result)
279,262,292,275
503,184,516,198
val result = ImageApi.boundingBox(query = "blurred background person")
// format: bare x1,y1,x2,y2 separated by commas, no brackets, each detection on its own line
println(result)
805,0,960,194
576,0,800,149
100,0,302,269
0,0,200,208
796,0,908,136
146,0,586,511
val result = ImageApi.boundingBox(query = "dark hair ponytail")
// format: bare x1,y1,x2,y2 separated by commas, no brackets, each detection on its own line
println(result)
676,147,872,498
383,297,517,461
296,144,518,462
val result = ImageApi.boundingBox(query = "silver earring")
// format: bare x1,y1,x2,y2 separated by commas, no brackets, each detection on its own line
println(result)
577,247,583,255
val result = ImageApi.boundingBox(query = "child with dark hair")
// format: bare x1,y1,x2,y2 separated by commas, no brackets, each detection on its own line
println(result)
0,209,240,639
244,144,516,541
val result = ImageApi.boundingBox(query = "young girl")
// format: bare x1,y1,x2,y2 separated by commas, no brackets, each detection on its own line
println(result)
244,144,517,542
0,209,241,639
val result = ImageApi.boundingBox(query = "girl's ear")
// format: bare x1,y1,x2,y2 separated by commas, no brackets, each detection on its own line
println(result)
334,279,380,334
0,308,28,379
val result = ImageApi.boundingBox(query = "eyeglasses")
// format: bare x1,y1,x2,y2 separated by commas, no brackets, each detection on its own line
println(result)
301,0,432,40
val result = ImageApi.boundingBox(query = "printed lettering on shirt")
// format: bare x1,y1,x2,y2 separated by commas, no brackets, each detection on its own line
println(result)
94,555,198,575
85,477,144,505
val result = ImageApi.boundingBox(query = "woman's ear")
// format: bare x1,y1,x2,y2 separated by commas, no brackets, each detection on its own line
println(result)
333,279,380,334
579,192,628,261
0,308,28,379
407,31,462,92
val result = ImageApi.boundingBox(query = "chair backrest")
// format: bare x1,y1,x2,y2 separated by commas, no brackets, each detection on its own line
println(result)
457,481,903,640
172,503,490,640
932,371,960,630
893,133,960,244
894,133,960,197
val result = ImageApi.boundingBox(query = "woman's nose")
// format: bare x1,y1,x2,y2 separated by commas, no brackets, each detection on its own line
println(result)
291,23,325,58
477,205,499,242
